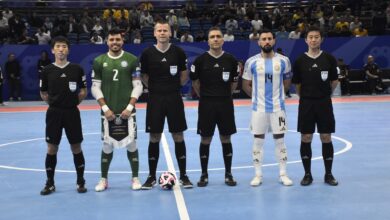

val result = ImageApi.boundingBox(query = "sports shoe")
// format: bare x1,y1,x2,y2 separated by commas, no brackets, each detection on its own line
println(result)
279,175,293,186
77,182,87,193
224,173,237,186
250,175,262,186
180,174,193,188
324,174,338,186
132,177,142,190
141,175,156,190
40,181,55,195
300,173,313,186
95,178,108,192
197,173,208,187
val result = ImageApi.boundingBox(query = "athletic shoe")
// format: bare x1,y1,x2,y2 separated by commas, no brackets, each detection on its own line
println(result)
180,174,193,188
224,173,237,186
95,178,108,192
300,173,313,186
324,174,338,186
250,175,262,186
132,177,142,190
40,181,55,195
197,173,209,187
77,183,87,193
279,175,293,186
141,175,156,190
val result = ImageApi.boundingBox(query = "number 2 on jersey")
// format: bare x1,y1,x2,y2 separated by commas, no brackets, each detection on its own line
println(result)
113,69,119,81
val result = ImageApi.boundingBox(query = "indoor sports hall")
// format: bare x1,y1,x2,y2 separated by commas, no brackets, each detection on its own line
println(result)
1,95,389,220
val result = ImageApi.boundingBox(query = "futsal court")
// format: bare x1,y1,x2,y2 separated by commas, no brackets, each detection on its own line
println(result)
0,95,389,220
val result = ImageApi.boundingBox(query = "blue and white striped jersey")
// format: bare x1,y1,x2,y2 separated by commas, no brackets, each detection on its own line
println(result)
243,53,291,112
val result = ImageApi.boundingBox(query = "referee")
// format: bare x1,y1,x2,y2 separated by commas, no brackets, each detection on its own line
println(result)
39,36,88,195
292,26,339,186
140,20,193,189
190,27,238,187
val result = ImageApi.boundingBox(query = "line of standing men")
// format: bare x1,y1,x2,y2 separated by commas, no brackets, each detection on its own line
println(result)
39,23,339,195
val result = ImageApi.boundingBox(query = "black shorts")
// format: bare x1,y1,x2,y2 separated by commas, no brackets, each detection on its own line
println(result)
197,96,236,137
146,92,187,133
46,107,83,145
297,97,335,134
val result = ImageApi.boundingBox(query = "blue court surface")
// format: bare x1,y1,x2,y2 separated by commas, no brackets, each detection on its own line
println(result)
1,95,390,220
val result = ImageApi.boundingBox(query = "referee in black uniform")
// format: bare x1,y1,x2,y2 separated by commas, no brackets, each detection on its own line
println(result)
190,27,238,187
292,26,339,186
140,20,193,189
39,36,88,195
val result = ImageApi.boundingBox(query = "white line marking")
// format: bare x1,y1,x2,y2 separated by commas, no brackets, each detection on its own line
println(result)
161,132,190,220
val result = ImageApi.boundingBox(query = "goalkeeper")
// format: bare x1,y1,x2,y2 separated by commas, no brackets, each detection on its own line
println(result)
91,28,143,191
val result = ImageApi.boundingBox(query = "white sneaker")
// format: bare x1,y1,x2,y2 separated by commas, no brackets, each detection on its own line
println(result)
250,176,262,186
279,175,293,186
132,177,142,190
95,178,108,192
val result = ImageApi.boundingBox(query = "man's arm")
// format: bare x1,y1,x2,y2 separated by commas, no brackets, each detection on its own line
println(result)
120,77,143,119
192,79,200,97
78,88,87,103
283,79,291,93
40,91,49,103
91,80,116,121
141,73,149,87
330,80,339,93
242,79,252,97
294,84,301,96
180,70,189,86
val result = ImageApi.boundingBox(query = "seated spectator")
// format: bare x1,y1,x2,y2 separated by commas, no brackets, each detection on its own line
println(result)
43,17,53,32
194,30,207,42
180,31,194,43
90,32,104,44
18,29,35,44
133,30,142,44
225,17,238,31
288,27,301,39
352,25,368,37
91,20,104,36
35,27,51,45
239,16,252,32
223,29,235,42
178,11,190,27
364,55,384,94
275,26,289,39
249,29,259,41
66,15,80,34
166,9,178,38
140,10,154,28
0,13,9,42
337,58,351,96
349,17,362,32
251,13,263,31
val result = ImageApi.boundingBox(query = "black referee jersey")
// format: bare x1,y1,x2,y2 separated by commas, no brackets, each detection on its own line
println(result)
292,52,338,98
139,44,187,94
40,62,86,108
190,52,238,97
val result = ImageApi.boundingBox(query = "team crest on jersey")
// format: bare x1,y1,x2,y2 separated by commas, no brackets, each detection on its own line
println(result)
103,62,108,67
222,71,230,82
170,65,178,75
274,64,280,72
321,71,328,81
121,61,128,67
69,81,77,92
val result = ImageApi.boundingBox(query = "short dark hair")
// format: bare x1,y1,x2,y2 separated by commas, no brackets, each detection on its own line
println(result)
108,27,124,37
207,26,223,38
51,36,70,48
305,25,323,38
258,29,275,39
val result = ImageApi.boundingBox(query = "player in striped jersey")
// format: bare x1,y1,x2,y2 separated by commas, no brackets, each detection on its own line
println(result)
242,29,293,186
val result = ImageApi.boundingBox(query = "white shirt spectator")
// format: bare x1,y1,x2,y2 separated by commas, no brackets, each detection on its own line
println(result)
2,10,13,21
225,19,238,31
35,31,51,45
224,33,235,42
0,16,8,29
251,19,263,31
288,30,301,39
180,33,194,42
91,35,104,44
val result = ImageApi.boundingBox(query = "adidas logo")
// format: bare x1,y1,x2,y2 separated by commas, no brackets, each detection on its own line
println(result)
312,63,318,68
281,127,286,131
60,73,66,77
179,156,186,159
200,155,208,159
161,58,167,62
214,63,219,67
149,157,156,160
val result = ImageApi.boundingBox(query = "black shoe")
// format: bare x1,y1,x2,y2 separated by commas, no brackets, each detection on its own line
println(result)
300,173,313,186
77,181,87,193
141,175,156,190
180,174,193,188
225,173,237,186
324,174,338,186
197,173,209,187
40,182,56,195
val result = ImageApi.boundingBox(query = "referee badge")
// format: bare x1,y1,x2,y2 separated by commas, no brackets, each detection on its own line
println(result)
321,71,328,81
170,65,178,76
69,81,77,92
222,71,230,82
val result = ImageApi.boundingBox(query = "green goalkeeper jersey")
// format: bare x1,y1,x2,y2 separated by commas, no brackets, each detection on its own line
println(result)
92,51,140,114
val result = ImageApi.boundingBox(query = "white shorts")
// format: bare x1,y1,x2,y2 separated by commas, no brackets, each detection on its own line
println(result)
250,110,288,135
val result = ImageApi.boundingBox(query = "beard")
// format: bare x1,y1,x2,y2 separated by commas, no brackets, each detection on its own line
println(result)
261,45,274,53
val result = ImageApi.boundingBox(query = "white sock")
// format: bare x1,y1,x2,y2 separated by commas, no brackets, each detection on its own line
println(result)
274,138,288,176
253,138,264,177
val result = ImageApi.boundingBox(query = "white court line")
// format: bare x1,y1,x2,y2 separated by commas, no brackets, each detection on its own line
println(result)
0,130,352,174
161,132,190,220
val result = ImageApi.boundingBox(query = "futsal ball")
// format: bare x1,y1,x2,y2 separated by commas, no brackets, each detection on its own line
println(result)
159,171,176,190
